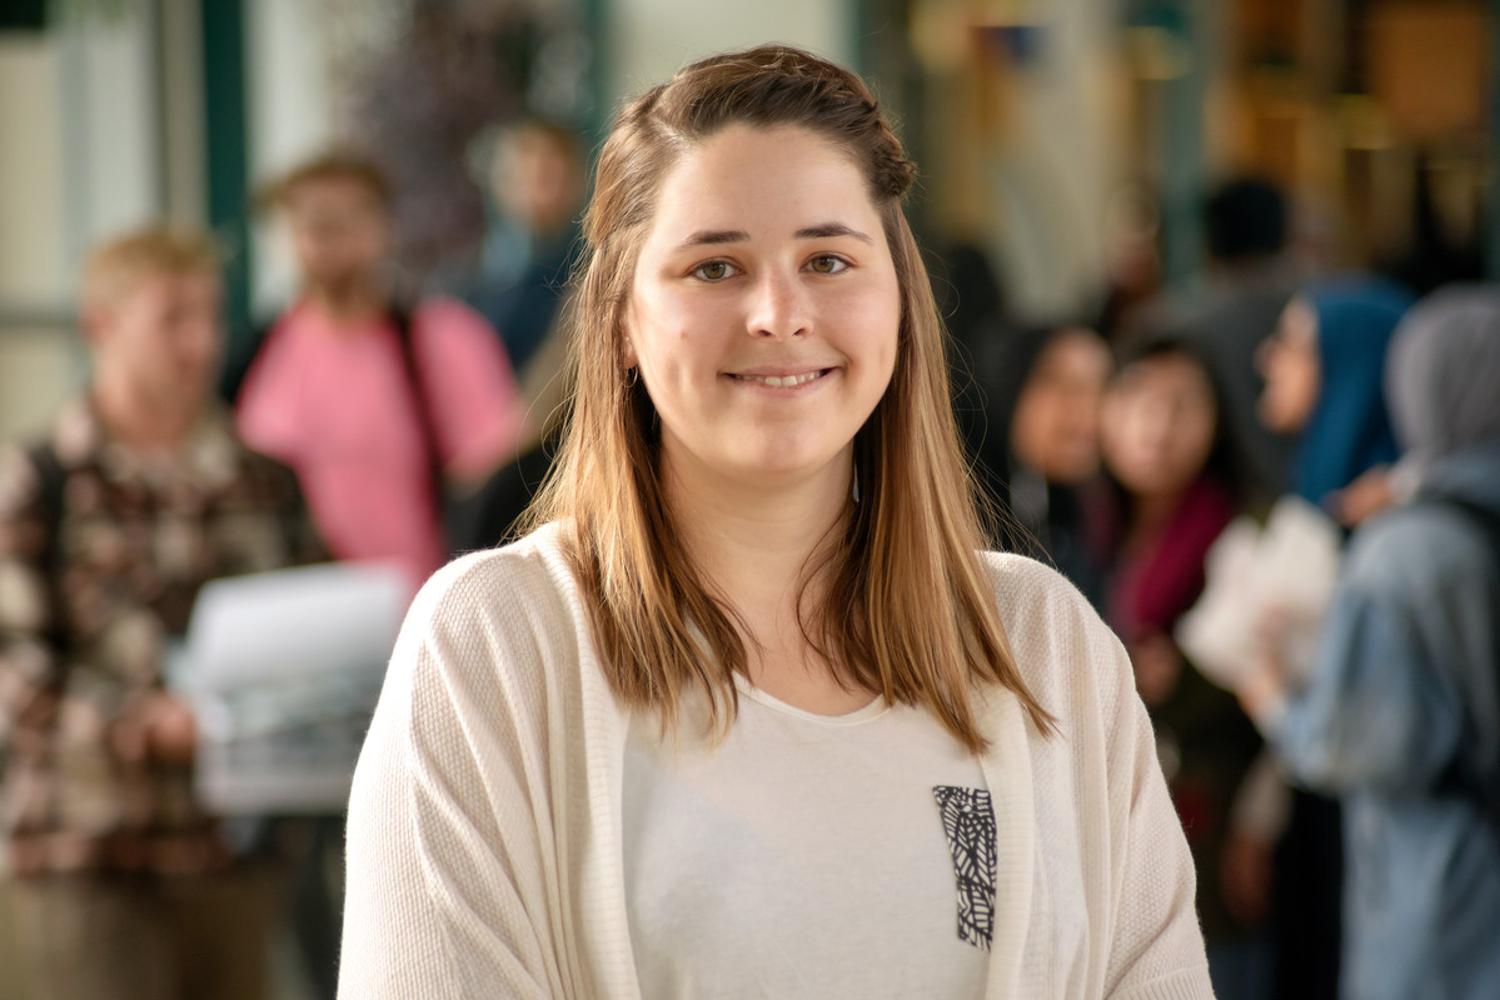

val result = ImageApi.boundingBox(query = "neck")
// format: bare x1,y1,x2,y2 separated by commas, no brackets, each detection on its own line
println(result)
664,442,852,655
304,273,387,322
1128,487,1187,537
92,370,200,453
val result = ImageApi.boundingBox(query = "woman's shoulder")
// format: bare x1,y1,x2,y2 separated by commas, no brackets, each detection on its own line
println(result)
977,550,1133,728
978,550,1103,637
399,522,584,678
1343,498,1497,601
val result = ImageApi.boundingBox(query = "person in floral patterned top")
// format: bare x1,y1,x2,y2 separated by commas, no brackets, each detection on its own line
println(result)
0,227,322,1000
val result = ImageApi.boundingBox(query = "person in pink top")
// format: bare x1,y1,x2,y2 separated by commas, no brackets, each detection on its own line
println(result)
235,152,528,594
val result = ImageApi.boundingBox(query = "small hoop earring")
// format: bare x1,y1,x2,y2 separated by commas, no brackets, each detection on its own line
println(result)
624,366,640,388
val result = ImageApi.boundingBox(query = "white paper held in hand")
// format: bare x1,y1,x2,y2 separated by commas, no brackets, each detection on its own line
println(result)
1177,496,1342,692
179,561,407,695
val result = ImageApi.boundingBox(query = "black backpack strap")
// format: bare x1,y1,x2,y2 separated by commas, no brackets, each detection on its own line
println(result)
27,443,65,562
388,304,449,536
1439,496,1500,554
24,442,67,651
1426,495,1500,834
220,317,281,405
220,301,453,550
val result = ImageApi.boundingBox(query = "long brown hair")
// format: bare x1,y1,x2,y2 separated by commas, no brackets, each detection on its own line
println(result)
522,45,1052,751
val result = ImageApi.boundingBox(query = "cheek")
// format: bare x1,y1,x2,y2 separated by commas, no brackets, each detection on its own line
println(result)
1112,412,1150,467
1010,391,1055,458
1295,359,1321,403
1263,362,1292,405
1161,430,1205,481
629,294,726,407
634,292,702,362
1099,422,1128,473
839,282,901,370
1188,416,1217,466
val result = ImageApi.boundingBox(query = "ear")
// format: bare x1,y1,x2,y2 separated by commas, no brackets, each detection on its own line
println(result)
619,309,639,369
79,303,111,348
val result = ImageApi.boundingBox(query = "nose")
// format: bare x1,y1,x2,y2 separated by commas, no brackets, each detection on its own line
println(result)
744,266,811,340
1254,337,1277,376
175,316,222,373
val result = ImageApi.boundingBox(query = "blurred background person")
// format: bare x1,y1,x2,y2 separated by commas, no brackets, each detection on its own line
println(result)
1163,177,1303,509
1194,179,1303,499
227,151,529,595
1234,288,1500,999
0,227,322,1000
224,150,533,998
437,120,590,553
1260,279,1413,527
467,119,586,377
1096,331,1270,1000
1093,181,1163,342
1252,275,1414,1000
959,321,1112,605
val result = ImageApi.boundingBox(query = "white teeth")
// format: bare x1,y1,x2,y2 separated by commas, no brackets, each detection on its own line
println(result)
735,370,824,387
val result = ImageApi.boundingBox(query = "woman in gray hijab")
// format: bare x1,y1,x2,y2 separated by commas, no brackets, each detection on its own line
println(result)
1232,285,1500,1000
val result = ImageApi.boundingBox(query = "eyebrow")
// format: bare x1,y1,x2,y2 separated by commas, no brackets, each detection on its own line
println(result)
676,221,874,249
794,222,873,244
679,229,750,248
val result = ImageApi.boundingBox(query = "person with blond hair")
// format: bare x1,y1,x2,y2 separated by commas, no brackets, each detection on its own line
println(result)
341,47,1213,999
0,226,322,999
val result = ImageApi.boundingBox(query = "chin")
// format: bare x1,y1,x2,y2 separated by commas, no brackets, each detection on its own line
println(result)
726,438,840,481
1257,404,1293,435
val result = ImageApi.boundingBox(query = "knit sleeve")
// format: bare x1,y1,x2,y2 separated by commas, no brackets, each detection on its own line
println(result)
339,554,564,999
984,552,1216,998
1098,613,1217,1000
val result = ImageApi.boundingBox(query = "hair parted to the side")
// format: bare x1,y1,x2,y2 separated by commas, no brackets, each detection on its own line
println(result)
82,226,222,312
256,149,394,214
520,44,1053,752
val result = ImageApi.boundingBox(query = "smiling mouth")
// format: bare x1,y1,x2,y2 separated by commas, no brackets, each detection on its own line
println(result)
725,368,835,388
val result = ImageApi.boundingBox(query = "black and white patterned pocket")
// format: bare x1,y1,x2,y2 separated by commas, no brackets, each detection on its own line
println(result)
932,785,997,950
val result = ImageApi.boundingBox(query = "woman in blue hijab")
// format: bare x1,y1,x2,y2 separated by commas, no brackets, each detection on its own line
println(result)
1258,279,1414,511
1252,276,1413,1000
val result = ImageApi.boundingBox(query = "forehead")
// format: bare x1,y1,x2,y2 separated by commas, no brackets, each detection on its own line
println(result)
285,175,385,214
122,268,219,303
1036,330,1109,375
642,124,877,243
1116,351,1210,390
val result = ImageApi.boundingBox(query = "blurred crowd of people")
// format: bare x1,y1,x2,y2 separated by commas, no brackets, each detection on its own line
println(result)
944,177,1500,1000
0,121,585,999
1,119,1498,1000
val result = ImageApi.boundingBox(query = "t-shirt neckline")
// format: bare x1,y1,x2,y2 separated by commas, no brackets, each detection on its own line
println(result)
732,673,890,726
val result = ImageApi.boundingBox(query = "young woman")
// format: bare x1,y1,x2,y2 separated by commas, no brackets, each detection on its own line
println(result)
1258,280,1412,519
1252,277,1412,1000
1097,334,1268,999
959,322,1114,606
340,46,1211,1000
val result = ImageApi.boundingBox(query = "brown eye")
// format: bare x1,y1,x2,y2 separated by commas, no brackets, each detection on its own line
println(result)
692,260,737,281
807,254,849,275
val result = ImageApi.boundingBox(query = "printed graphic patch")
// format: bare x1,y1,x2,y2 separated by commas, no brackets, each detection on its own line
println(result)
932,785,997,950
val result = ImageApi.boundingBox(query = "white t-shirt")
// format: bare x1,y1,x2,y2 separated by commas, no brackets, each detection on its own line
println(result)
623,675,991,999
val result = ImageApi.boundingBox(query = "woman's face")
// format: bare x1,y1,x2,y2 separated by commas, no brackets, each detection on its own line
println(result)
1101,352,1219,500
1009,330,1111,484
1257,297,1321,433
627,124,900,487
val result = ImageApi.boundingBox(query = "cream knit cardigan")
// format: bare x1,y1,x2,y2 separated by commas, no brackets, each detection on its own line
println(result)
340,524,1215,999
